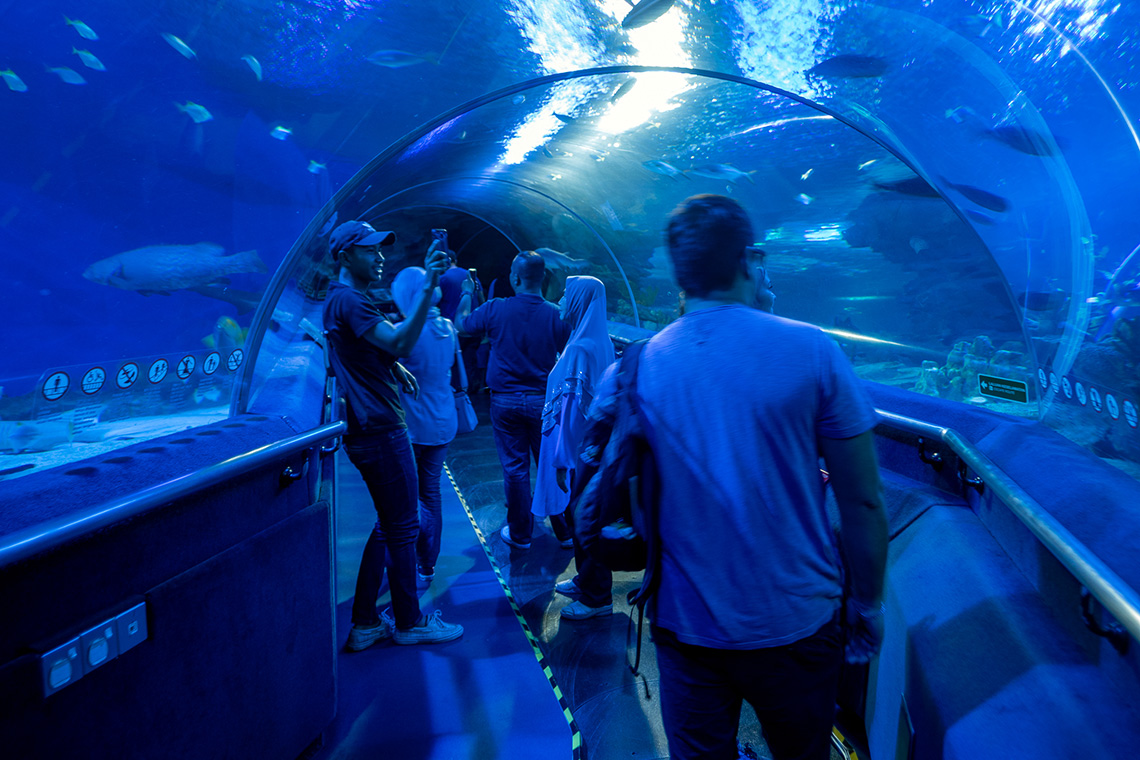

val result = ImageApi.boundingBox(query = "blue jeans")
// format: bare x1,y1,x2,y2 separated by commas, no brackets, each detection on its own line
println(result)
489,392,544,543
413,442,450,575
653,614,843,760
344,427,421,630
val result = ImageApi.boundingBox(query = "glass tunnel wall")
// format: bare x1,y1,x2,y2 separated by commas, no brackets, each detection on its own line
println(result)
2,0,1140,482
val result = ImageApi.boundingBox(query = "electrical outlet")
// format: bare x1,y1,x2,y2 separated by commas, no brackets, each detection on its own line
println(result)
41,638,82,697
79,621,119,673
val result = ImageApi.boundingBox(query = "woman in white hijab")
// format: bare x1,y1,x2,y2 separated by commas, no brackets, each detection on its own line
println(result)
532,275,615,544
391,266,467,586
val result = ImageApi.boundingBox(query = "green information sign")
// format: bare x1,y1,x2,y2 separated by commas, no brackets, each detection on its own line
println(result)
978,374,1028,403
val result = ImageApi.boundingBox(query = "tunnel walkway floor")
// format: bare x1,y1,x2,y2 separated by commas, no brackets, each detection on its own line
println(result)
318,392,828,760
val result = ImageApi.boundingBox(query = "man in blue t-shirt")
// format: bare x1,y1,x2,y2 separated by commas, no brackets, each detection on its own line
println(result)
456,251,571,549
591,196,888,760
323,220,464,650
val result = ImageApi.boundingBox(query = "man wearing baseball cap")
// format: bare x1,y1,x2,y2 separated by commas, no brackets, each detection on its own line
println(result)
324,220,464,648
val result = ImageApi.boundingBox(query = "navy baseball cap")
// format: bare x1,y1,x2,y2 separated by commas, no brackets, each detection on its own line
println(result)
329,221,396,258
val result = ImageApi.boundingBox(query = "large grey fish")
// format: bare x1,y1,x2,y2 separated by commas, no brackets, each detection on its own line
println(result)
642,160,686,179
938,176,1009,213
873,176,940,198
367,50,433,68
534,248,590,273
686,163,756,183
981,125,1059,157
83,243,267,294
808,54,889,79
621,0,677,29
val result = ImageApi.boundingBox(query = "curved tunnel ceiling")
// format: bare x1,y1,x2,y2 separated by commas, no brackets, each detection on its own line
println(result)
254,66,1027,412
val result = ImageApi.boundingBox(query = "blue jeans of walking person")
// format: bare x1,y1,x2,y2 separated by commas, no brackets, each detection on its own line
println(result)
345,427,421,630
489,391,544,544
412,442,450,576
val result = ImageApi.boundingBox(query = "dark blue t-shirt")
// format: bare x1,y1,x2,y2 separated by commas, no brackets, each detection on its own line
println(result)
464,294,570,393
323,281,405,435
437,266,469,321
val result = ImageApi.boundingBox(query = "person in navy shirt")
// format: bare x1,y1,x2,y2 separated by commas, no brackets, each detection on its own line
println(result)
323,220,464,649
455,251,571,549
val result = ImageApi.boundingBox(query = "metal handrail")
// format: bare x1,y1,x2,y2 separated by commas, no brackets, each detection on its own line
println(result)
0,420,346,569
876,409,1140,643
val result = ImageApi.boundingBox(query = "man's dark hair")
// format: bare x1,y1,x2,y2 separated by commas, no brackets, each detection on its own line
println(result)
666,194,754,298
513,251,546,288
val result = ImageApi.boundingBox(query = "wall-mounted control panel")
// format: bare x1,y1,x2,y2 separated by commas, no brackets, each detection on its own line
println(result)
40,601,147,697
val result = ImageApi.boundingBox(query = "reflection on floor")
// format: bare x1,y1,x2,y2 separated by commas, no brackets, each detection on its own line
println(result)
320,393,843,760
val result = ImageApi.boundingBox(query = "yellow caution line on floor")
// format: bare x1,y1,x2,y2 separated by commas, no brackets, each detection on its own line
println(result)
445,464,583,759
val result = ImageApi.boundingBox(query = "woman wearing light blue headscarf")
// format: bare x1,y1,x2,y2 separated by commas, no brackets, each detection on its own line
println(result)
532,276,615,541
392,266,467,585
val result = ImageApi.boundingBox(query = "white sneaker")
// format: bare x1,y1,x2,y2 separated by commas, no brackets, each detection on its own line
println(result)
500,525,531,549
394,610,464,645
560,600,613,620
345,621,391,652
554,578,581,597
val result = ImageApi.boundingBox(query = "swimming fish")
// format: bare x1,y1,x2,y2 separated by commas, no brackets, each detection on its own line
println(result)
1,69,28,92
938,176,1009,213
808,54,889,79
981,125,1058,157
800,168,814,181
534,248,590,273
201,316,248,351
610,79,635,103
65,17,99,40
307,160,326,174
621,0,677,29
642,160,685,179
872,176,940,198
909,236,930,254
241,54,262,81
512,94,526,105
857,159,878,171
0,417,75,454
366,50,432,68
72,48,106,71
176,101,213,123
162,33,197,60
270,125,292,140
553,112,575,124
687,163,755,183
47,66,86,85
82,243,267,294
796,194,814,205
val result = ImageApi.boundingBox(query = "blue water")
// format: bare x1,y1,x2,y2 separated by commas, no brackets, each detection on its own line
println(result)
3,0,1140,475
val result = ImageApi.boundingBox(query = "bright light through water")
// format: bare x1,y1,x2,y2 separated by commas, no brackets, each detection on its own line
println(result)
735,0,827,98
803,224,844,242
498,0,695,165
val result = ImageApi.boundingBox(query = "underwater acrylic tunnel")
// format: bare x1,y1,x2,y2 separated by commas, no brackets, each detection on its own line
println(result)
2,1,1140,758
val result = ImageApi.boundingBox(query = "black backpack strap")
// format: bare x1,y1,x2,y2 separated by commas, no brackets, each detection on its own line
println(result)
616,340,661,694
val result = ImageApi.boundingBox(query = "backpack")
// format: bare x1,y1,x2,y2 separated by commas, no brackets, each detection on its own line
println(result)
572,341,658,574
570,340,661,688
